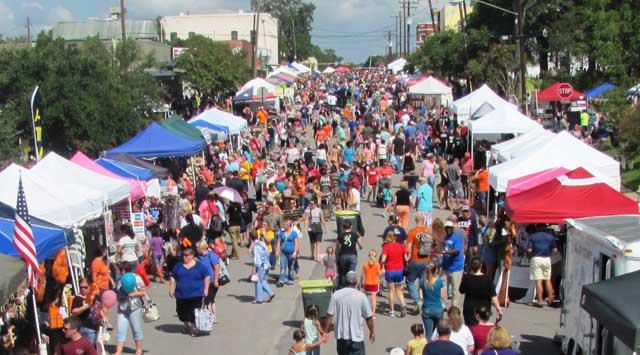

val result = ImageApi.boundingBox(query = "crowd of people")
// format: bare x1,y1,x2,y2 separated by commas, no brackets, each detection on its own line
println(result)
12,68,544,355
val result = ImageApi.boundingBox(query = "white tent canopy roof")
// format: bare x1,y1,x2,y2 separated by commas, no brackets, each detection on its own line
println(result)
497,130,555,162
188,107,248,135
489,131,621,192
289,61,311,74
31,152,130,206
322,67,335,74
471,100,517,120
387,58,407,74
0,164,104,227
268,66,299,78
450,84,511,121
491,128,548,159
408,76,452,96
239,78,276,93
471,105,540,135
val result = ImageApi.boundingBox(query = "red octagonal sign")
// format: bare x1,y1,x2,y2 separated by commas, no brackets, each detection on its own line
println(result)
557,83,574,99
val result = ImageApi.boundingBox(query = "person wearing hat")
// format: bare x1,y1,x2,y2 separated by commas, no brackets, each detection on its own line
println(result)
324,271,375,355
442,219,465,310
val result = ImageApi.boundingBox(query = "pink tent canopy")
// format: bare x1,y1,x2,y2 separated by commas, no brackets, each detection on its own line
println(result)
506,167,571,197
70,151,147,200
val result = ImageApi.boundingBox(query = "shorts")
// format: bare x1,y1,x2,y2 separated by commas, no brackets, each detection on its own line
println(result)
325,269,336,279
530,256,552,280
364,284,379,294
384,269,404,284
448,183,464,198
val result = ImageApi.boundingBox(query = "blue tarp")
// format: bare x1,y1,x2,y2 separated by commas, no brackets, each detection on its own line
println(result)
585,82,616,99
106,122,204,158
0,202,71,262
96,158,154,181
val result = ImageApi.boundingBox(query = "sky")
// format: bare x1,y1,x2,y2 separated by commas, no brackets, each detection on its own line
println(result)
0,0,444,63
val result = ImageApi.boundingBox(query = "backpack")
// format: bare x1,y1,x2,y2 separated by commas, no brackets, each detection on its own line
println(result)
210,215,223,233
416,231,434,258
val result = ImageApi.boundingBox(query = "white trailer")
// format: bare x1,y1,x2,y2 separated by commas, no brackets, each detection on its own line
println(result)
559,215,640,355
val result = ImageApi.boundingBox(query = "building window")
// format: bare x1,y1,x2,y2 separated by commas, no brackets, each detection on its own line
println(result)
188,32,195,39
170,32,177,41
231,31,238,41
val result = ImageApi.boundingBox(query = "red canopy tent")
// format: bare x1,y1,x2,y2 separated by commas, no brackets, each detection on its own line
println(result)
335,66,351,73
505,168,638,224
537,82,586,102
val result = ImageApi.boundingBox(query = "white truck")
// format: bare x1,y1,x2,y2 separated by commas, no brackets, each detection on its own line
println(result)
559,215,640,355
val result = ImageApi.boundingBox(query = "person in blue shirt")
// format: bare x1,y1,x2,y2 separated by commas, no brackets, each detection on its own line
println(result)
342,141,355,166
441,220,464,310
416,177,434,225
276,219,300,287
527,224,557,307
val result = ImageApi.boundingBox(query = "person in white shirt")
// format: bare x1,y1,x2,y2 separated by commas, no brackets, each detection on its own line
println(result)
431,307,475,355
349,186,361,211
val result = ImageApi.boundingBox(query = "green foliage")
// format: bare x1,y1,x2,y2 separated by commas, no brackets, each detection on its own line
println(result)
175,35,250,97
0,32,161,159
408,30,466,82
259,0,316,61
361,55,387,68
467,43,518,97
310,45,342,65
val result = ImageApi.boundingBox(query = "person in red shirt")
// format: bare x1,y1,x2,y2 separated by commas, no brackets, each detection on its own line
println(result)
377,160,394,197
470,306,496,355
381,231,408,318
55,317,98,355
365,162,379,202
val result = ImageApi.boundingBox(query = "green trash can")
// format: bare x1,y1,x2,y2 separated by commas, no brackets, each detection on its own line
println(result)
299,279,333,318
335,210,365,237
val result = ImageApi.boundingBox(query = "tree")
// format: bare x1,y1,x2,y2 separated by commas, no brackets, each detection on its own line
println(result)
467,43,518,97
175,35,250,98
361,55,387,68
408,30,466,83
259,0,316,61
0,32,162,159
310,45,342,65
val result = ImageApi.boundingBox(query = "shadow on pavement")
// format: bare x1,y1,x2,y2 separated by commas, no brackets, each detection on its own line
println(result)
155,323,185,334
282,320,303,329
520,334,563,354
226,294,255,303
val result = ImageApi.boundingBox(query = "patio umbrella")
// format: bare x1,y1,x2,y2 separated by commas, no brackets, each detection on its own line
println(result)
213,186,242,204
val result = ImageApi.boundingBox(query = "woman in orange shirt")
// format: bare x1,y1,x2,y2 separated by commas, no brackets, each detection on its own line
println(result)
91,246,114,292
361,250,382,318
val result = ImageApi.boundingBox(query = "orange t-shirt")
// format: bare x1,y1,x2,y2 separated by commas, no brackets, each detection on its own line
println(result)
316,130,327,142
407,226,432,263
257,110,268,125
91,257,111,290
362,261,382,286
475,169,489,192
323,124,333,138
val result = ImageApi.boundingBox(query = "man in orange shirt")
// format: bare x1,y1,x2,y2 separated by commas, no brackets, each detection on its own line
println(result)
473,166,489,213
256,106,268,127
405,213,435,313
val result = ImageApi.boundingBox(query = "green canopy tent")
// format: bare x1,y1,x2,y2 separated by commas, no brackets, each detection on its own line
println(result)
160,116,207,143
581,270,640,352
0,254,26,306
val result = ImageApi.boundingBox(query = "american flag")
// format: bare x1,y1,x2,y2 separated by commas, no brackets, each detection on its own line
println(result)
12,176,40,289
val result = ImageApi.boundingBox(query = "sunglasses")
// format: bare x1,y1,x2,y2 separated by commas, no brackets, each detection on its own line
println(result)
80,286,89,289
183,253,194,257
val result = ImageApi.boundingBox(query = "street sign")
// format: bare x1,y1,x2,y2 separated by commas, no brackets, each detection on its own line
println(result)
557,83,574,99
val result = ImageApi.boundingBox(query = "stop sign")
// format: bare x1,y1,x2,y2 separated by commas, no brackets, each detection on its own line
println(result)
557,83,574,99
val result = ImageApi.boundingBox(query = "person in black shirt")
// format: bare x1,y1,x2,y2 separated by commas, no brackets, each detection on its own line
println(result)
381,215,407,244
179,213,202,252
70,278,100,345
227,202,243,259
394,181,413,229
336,221,363,288
459,257,502,327
422,319,464,355
392,134,405,173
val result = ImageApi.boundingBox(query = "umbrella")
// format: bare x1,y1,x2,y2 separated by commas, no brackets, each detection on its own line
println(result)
335,66,351,73
213,186,242,204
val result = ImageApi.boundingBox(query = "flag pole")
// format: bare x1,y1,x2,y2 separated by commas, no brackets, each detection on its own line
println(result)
30,86,40,162
29,276,46,355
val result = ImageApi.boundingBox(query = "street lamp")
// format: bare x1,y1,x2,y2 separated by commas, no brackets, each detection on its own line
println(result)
451,0,527,110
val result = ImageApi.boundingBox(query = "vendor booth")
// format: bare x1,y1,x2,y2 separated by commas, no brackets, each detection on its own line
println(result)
96,158,154,181
105,122,205,159
584,82,616,100
451,84,511,122
505,168,638,224
489,131,620,192
160,116,208,144
387,58,407,74
111,153,169,179
188,107,248,147
490,128,552,162
408,76,453,108
506,167,570,197
322,67,335,74
289,61,311,74
537,82,587,126
470,105,540,136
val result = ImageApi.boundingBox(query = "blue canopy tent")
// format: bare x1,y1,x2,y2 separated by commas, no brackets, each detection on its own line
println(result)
585,82,616,99
96,158,153,181
106,122,204,158
0,202,72,262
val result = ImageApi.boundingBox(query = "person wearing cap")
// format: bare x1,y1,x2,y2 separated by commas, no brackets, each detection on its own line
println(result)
442,219,465,310
324,271,375,355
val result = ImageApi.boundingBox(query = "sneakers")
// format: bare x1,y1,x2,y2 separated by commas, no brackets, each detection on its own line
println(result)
400,306,407,318
389,311,398,318
414,302,422,315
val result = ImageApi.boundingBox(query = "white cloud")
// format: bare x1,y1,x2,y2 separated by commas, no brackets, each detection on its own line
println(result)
51,5,73,22
0,1,16,34
21,1,44,11
127,0,232,17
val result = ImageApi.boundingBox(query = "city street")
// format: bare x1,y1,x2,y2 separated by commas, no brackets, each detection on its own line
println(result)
107,174,564,355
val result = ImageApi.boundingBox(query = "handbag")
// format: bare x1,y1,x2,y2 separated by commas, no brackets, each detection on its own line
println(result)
310,222,323,235
250,273,259,283
194,301,214,332
218,261,231,286
142,295,159,323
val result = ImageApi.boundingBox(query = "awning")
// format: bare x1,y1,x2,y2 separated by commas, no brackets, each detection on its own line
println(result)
106,122,204,158
160,116,206,143
537,82,586,102
111,153,169,179
584,82,616,99
96,158,154,181
582,270,640,352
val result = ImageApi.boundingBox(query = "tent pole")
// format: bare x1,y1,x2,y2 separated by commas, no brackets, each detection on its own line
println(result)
31,286,47,355
65,246,79,295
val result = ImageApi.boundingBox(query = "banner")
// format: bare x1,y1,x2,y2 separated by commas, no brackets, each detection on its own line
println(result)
30,86,44,161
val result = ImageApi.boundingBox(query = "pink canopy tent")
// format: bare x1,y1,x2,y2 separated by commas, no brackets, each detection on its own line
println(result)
506,167,571,197
71,151,147,200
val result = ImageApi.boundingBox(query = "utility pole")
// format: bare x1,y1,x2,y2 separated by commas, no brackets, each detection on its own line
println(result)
252,1,260,77
291,16,297,60
427,0,436,33
399,3,405,56
517,0,527,109
388,31,393,61
120,0,126,41
406,1,411,55
26,17,31,44
391,15,399,57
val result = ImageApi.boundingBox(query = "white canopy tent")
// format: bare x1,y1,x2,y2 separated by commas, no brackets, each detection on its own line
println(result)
322,67,335,74
450,84,511,122
490,128,549,161
188,107,248,136
289,62,311,74
31,153,130,206
471,105,540,135
408,76,454,105
0,164,104,227
268,66,299,78
471,100,517,120
387,58,407,74
497,130,555,162
489,131,621,192
239,78,276,93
